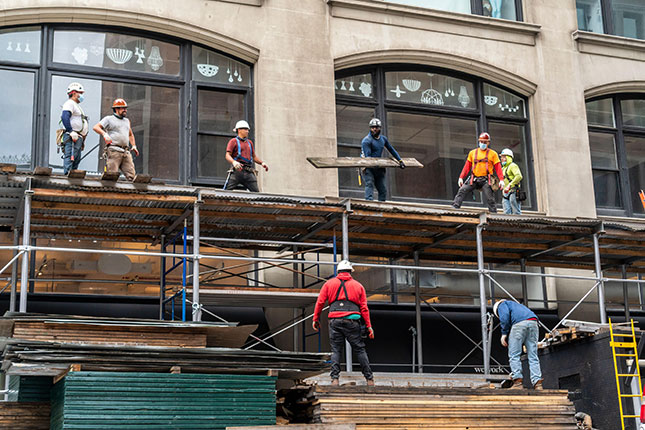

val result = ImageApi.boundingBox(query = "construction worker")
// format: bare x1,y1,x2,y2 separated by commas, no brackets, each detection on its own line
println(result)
60,82,89,175
93,99,139,181
574,412,596,430
494,299,543,390
452,132,505,212
313,260,375,386
361,118,405,201
224,120,268,192
500,148,523,215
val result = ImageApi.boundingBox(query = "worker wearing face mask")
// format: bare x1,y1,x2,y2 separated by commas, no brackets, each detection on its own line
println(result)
500,148,523,215
452,132,504,213
60,82,89,175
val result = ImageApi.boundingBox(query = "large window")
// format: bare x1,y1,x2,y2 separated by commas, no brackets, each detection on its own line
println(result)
586,95,645,216
377,0,522,21
576,0,645,40
0,25,253,184
335,66,534,209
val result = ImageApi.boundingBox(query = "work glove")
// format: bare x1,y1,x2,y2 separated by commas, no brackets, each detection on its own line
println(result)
312,320,320,331
499,180,506,190
261,162,269,172
232,161,243,171
501,334,508,347
398,160,405,169
70,131,79,142
367,327,375,339
102,132,112,145
504,185,511,193
458,178,464,188
131,146,140,157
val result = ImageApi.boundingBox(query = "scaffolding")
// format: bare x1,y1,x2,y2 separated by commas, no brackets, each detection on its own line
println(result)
2,172,645,376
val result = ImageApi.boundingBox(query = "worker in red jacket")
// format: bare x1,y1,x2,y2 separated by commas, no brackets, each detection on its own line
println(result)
313,260,374,386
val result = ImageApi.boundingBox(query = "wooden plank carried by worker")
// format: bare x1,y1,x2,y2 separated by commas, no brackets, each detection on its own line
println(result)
307,157,423,169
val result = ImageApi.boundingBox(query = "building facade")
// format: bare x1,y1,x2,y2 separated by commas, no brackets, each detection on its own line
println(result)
1,0,645,363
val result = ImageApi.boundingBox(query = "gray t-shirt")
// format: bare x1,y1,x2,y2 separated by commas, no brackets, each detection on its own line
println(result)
62,99,89,135
99,115,131,148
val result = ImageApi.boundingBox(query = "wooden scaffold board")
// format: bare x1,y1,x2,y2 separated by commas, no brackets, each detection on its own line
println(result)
307,157,423,169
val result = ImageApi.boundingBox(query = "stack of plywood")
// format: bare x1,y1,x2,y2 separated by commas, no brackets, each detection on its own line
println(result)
309,386,578,429
0,402,50,430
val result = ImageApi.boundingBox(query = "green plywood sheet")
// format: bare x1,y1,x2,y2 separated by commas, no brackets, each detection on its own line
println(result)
8,375,52,402
51,372,276,430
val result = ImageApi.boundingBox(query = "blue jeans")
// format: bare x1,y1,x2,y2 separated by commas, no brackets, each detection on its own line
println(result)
508,319,541,384
62,132,84,174
364,168,387,201
502,190,521,214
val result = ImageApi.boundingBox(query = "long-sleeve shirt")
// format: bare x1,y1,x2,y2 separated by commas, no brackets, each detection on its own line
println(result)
459,148,504,181
497,300,538,335
502,158,523,188
361,134,401,161
313,271,372,328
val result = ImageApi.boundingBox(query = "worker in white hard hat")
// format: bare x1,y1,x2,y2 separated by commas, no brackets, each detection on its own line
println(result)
60,82,89,174
452,132,505,212
224,120,268,192
500,148,523,215
313,260,375,386
361,118,405,202
493,299,543,390
92,99,139,181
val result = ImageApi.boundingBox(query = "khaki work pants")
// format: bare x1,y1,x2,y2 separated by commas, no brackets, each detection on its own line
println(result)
106,147,136,181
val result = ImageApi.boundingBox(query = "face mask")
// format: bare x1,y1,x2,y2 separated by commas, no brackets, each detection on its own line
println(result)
478,142,487,150
78,94,85,103
502,160,507,166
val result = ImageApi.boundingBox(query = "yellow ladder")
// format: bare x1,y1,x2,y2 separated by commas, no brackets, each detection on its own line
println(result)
610,318,643,430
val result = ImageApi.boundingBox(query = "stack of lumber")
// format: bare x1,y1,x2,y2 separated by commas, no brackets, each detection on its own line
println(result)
0,402,50,430
50,372,276,430
1,313,258,349
297,386,578,429
544,327,596,346
2,339,329,379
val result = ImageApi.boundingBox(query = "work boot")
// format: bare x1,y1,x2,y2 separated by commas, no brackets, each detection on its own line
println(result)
508,378,524,389
366,379,375,387
533,379,544,390
331,379,339,386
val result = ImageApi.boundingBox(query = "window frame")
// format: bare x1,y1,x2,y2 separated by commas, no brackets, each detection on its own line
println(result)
0,24,254,186
588,94,645,217
335,64,535,209
577,0,645,39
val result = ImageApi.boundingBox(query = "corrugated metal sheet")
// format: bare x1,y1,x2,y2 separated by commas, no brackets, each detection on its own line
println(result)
50,372,276,430
7,375,52,402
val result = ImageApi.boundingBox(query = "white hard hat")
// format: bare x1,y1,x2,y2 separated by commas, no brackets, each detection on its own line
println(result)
337,259,354,272
501,148,514,158
234,120,250,132
493,299,506,317
369,118,382,127
66,82,84,94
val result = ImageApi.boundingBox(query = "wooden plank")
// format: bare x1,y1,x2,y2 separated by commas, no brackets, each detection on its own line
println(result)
351,210,480,224
32,166,52,176
133,174,152,183
67,169,86,178
0,163,17,173
202,199,345,214
31,201,184,216
307,157,423,168
201,209,327,224
100,171,120,181
33,188,196,204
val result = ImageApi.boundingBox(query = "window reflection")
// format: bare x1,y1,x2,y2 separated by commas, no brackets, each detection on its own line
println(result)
0,27,41,64
386,71,475,109
625,136,645,213
382,0,470,14
576,0,604,33
621,99,645,128
612,0,645,40
53,30,180,75
0,69,34,167
49,76,179,179
336,105,375,190
335,73,373,98
586,98,615,127
192,46,251,87
482,0,517,20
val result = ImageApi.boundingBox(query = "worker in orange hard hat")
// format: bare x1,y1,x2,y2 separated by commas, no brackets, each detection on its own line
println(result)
92,98,139,181
451,132,505,213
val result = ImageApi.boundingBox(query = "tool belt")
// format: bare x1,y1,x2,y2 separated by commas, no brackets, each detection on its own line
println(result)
107,145,128,153
329,280,360,313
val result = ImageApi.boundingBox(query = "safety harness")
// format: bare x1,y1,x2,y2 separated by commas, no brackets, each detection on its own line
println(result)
329,280,360,313
234,137,254,166
469,148,491,185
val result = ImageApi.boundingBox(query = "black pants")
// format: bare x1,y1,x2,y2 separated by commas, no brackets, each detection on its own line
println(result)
225,168,259,192
329,318,373,380
452,176,497,212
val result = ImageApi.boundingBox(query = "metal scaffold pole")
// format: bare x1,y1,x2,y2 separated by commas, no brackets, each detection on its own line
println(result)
593,229,607,324
342,201,352,372
192,198,202,322
476,215,490,377
19,189,33,313
9,228,19,312
414,251,423,373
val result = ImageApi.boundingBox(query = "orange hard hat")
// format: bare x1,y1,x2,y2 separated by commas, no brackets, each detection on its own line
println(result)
112,98,128,108
478,132,491,142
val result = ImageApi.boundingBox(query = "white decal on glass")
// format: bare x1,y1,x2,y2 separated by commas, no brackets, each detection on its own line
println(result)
359,82,372,97
134,46,146,64
197,52,218,77
420,89,444,105
24,43,31,53
458,85,470,107
15,43,21,52
402,79,421,92
390,85,406,98
6,42,12,51
106,47,133,64
147,46,163,71
90,45,102,56
72,47,88,65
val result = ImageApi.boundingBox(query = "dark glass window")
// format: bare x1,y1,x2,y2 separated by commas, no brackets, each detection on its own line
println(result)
576,0,645,40
335,65,533,209
0,25,253,184
379,0,522,21
587,95,645,216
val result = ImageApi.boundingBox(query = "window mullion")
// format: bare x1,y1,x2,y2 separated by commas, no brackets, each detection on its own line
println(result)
613,97,632,215
602,0,614,35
